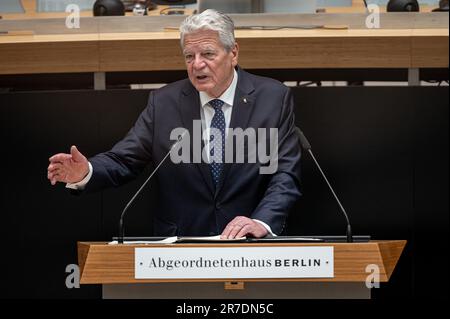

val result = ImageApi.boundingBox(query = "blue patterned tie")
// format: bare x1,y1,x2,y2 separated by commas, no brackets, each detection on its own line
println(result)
209,99,226,187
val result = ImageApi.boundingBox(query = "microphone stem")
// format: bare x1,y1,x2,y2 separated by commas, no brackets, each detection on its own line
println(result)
118,138,181,244
307,149,353,242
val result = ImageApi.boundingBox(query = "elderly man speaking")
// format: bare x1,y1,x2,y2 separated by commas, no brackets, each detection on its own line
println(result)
47,9,301,239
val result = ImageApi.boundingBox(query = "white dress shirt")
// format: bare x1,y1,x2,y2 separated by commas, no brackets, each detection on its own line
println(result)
199,69,237,157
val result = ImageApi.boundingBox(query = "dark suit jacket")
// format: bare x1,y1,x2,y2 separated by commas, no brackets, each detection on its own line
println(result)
85,67,301,236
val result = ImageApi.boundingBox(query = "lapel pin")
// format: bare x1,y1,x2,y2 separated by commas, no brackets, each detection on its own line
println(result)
243,97,248,104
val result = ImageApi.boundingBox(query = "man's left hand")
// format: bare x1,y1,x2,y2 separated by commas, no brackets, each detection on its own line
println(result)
221,216,268,239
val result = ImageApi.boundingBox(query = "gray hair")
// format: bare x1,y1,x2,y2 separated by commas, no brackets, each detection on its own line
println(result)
179,9,236,52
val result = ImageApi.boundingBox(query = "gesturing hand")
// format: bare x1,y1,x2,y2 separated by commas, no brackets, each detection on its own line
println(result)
47,145,89,185
221,216,268,239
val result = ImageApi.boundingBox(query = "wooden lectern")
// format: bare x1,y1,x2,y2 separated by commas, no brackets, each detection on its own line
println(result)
78,240,406,299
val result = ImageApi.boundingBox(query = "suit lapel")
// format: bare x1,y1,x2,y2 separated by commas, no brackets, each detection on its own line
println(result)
215,69,256,197
179,82,215,196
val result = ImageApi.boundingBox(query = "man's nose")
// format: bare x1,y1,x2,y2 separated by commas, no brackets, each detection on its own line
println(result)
193,55,206,69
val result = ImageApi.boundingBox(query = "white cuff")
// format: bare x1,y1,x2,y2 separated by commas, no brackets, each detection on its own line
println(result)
253,219,277,236
65,162,93,190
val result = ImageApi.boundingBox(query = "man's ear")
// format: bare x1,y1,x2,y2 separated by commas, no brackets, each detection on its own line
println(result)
231,42,239,67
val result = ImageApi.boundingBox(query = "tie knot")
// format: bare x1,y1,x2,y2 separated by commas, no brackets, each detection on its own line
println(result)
209,99,224,111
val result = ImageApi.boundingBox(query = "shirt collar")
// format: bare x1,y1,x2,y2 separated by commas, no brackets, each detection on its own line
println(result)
199,69,238,108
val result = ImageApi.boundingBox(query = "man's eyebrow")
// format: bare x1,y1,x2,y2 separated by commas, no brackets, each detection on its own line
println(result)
202,46,218,51
183,47,217,55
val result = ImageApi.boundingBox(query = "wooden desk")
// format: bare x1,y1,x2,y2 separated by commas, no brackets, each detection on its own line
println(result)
0,26,447,75
0,4,448,79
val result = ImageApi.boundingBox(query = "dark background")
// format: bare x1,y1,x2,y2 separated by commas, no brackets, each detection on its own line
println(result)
0,86,448,299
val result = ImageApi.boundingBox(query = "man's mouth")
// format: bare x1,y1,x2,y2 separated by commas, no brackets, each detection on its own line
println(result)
196,75,208,80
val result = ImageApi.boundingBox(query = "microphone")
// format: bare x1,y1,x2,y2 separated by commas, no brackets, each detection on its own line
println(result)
295,127,353,243
118,130,188,244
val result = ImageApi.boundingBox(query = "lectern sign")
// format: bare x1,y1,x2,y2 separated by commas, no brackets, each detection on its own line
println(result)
135,247,334,279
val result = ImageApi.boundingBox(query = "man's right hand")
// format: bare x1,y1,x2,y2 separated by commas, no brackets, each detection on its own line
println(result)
47,145,89,185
